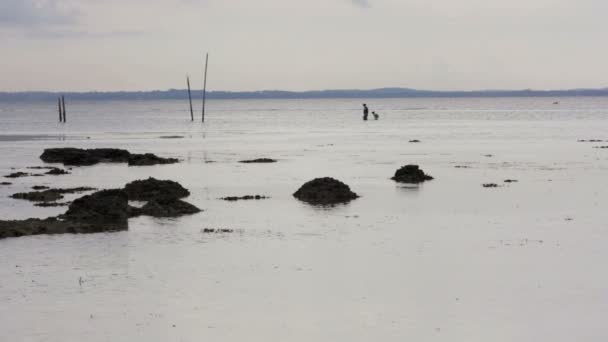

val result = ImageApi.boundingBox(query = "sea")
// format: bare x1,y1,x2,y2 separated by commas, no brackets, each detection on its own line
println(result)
1,97,607,341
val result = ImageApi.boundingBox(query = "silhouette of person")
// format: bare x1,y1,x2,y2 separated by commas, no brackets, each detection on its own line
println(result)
362,104,369,121
372,111,379,120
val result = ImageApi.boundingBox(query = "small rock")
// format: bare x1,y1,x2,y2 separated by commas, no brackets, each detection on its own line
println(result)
5,172,31,178
0,182,12,186
239,158,277,163
504,179,518,183
293,177,359,205
483,183,499,188
409,139,421,143
391,165,434,184
45,167,70,175
127,153,179,166
220,195,269,201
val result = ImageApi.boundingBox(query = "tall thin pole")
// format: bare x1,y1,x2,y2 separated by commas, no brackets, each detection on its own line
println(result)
187,75,194,121
58,97,63,122
61,95,66,123
202,53,209,123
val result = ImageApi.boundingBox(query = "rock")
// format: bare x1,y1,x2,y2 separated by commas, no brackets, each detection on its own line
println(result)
483,183,499,188
1,182,12,185
594,146,608,149
0,189,128,239
220,195,269,201
45,167,70,175
159,136,184,139
35,202,70,207
239,158,277,163
124,177,189,201
32,186,50,190
40,148,131,166
504,179,518,183
127,153,179,166
5,172,31,178
203,228,234,233
454,165,471,169
391,165,434,184
137,197,201,218
293,177,359,205
27,166,55,170
11,187,96,203
63,189,129,226
409,139,421,143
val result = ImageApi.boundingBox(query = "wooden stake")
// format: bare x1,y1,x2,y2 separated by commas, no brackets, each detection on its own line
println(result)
187,76,194,121
202,53,209,123
58,97,63,122
61,95,66,123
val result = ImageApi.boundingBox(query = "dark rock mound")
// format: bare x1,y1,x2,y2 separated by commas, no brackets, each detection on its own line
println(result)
136,197,201,218
1,182,11,186
128,153,179,166
32,185,50,190
63,189,129,226
124,177,189,201
221,195,269,201
391,165,434,184
293,177,359,205
46,167,70,175
239,158,277,164
40,148,130,166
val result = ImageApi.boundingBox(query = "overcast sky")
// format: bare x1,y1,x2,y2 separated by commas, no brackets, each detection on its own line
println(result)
1,0,607,92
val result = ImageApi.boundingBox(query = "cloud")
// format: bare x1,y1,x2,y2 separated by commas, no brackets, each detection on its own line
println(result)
351,0,370,8
0,0,79,28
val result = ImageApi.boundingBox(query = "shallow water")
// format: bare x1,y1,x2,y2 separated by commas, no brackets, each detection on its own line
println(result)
1,97,607,341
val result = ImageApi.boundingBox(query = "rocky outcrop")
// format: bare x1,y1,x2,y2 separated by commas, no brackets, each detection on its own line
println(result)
293,177,359,205
40,148,178,167
391,165,434,184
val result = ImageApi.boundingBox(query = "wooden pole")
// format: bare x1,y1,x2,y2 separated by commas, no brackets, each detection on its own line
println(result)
61,95,66,123
187,76,194,121
202,53,209,122
58,97,63,122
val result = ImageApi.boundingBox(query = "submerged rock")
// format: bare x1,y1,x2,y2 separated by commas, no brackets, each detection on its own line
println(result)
40,148,177,167
32,185,50,190
128,153,179,166
239,158,277,164
1,182,12,186
220,195,269,201
504,179,518,183
11,187,96,203
5,172,32,178
45,167,70,175
124,177,189,201
202,228,235,233
391,165,434,184
293,177,359,205
483,183,499,188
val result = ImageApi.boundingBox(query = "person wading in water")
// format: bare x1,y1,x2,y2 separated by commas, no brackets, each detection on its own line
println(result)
362,104,369,121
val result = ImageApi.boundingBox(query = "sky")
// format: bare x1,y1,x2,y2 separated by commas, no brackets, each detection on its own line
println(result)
1,0,607,92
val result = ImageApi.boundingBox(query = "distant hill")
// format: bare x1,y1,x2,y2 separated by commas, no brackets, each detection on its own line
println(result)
1,87,608,101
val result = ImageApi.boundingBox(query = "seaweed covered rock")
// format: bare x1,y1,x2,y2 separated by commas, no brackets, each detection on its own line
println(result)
124,177,190,201
391,165,434,184
293,177,359,205
128,153,179,166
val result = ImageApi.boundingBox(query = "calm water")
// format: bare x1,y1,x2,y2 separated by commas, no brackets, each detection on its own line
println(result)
1,97,607,341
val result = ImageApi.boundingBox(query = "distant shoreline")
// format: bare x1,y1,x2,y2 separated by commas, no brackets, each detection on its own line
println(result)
1,87,608,101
